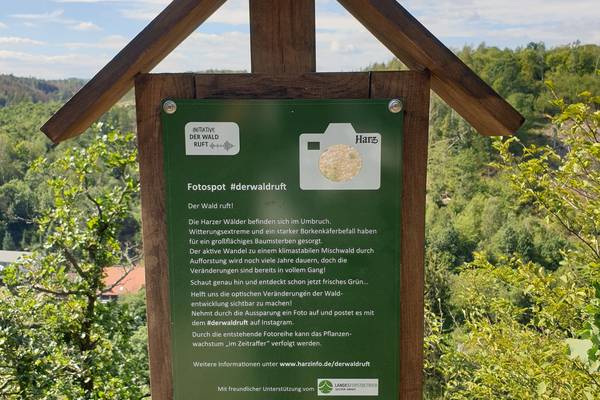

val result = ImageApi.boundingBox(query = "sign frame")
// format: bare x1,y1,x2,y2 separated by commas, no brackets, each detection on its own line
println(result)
134,70,431,399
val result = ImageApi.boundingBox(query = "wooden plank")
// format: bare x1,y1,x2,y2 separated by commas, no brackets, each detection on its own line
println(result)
370,71,430,400
338,0,524,136
135,74,196,400
41,0,225,143
250,0,316,73
195,72,369,98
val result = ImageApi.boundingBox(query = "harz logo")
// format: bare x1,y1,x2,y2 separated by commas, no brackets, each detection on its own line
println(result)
355,134,379,144
299,123,381,190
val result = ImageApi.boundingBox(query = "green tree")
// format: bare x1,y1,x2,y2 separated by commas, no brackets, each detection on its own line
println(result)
0,102,139,251
497,85,600,367
429,86,600,398
494,85,599,279
437,254,599,399
421,85,600,399
0,130,148,399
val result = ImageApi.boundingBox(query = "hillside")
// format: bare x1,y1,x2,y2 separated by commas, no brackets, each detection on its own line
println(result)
0,70,248,108
0,75,86,107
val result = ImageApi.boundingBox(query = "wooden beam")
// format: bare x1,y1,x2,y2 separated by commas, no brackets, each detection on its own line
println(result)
195,72,368,98
338,0,524,136
250,0,316,73
135,74,196,400
371,71,430,400
41,0,225,143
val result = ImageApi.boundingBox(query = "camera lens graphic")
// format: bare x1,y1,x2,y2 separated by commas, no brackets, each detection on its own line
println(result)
319,144,363,182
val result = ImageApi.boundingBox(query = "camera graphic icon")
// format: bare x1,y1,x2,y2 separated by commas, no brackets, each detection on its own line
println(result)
299,123,381,190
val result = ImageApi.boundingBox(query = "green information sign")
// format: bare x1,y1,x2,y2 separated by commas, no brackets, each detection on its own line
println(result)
162,99,403,398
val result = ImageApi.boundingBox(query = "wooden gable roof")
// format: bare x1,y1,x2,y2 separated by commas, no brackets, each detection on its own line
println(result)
41,0,524,143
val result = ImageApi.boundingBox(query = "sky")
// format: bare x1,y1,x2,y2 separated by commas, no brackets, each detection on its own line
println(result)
0,0,599,79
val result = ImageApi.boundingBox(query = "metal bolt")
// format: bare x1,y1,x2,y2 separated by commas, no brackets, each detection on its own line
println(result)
163,100,177,114
388,98,403,113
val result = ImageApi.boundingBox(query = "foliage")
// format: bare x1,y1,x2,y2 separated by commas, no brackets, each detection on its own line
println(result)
0,101,137,251
419,44,599,397
495,85,600,369
368,42,600,132
581,283,600,365
118,289,149,387
435,254,599,399
494,87,600,278
0,130,148,399
421,84,600,398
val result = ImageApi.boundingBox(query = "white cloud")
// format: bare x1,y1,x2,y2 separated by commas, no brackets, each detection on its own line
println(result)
116,0,177,21
315,8,392,71
206,1,248,25
118,3,167,21
119,0,247,25
0,36,44,46
10,8,103,34
0,50,60,62
64,35,127,50
154,31,250,73
316,11,365,32
0,23,7,29
54,0,167,3
0,49,110,79
71,21,101,31
11,10,65,21
401,0,600,45
54,0,118,2
317,31,391,72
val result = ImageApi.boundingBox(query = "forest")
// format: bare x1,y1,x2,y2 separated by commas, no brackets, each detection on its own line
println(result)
0,42,599,398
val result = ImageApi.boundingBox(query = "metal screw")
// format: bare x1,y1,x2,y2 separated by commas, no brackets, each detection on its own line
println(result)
388,98,403,113
163,100,177,114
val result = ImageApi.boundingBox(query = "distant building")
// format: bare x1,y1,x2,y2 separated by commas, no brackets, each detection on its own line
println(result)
101,265,145,300
0,253,145,297
0,250,31,270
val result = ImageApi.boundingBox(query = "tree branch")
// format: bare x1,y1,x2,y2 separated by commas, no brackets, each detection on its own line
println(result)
31,285,85,297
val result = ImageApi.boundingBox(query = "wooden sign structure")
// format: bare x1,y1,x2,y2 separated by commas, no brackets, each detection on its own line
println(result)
41,1,524,399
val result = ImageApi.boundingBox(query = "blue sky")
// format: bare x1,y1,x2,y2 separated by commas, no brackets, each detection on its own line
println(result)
0,0,598,79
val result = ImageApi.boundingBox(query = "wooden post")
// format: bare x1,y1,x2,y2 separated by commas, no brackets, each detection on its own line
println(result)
372,71,430,400
135,74,196,400
249,0,316,73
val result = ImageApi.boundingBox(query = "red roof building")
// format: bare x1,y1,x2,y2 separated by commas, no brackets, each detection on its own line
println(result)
102,266,145,299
